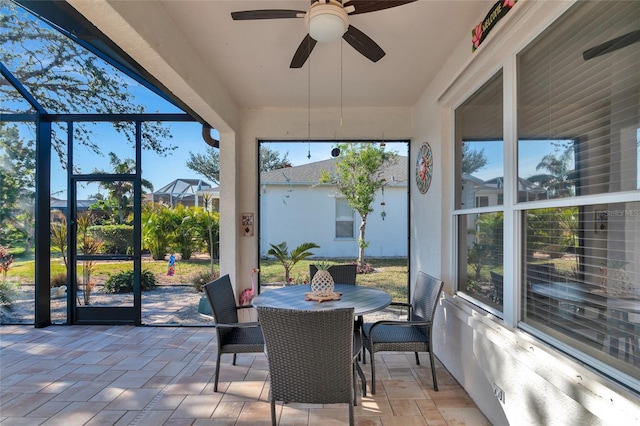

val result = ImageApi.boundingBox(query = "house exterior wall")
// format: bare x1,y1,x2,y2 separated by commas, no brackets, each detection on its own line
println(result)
413,1,640,425
236,107,413,282
260,184,407,260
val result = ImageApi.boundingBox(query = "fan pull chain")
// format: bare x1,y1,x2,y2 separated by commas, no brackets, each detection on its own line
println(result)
340,38,344,126
308,40,312,159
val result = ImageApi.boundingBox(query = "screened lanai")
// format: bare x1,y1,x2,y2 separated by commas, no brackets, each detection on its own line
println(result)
0,0,217,327
2,1,640,425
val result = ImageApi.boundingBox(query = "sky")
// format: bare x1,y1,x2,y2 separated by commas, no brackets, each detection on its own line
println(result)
7,2,639,198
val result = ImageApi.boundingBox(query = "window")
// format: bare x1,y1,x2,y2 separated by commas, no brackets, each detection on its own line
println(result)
517,0,640,382
335,197,354,238
455,71,504,311
455,2,640,386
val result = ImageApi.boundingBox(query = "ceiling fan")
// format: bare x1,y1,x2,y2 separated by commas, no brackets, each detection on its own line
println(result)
231,0,417,68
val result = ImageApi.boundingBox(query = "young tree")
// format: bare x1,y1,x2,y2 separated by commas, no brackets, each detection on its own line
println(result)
0,1,175,162
186,146,291,184
320,143,398,267
50,217,68,270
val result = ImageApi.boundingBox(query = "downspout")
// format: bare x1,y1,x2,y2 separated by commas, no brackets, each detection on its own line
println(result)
202,124,219,148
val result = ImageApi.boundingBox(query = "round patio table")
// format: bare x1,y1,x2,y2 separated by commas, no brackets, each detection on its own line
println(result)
252,284,392,316
252,283,391,398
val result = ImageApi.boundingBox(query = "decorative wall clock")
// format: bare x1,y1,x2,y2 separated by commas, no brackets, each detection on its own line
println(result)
416,143,433,194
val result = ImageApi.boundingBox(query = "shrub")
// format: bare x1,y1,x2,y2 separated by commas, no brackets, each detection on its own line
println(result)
90,225,133,254
0,281,16,310
168,204,200,260
142,202,172,260
191,268,220,293
51,272,67,288
355,262,375,274
104,269,157,293
50,273,79,289
0,245,13,282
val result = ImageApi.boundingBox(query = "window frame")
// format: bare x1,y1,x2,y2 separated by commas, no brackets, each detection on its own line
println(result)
334,196,355,239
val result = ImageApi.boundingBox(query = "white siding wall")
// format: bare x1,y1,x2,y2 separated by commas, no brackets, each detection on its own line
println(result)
260,184,407,259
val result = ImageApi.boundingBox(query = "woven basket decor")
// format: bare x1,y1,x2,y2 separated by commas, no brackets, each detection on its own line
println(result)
311,270,334,297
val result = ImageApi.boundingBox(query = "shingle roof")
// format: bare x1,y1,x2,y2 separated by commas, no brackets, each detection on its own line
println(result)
260,156,408,186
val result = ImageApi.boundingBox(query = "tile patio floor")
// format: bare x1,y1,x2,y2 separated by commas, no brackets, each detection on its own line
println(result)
0,325,491,425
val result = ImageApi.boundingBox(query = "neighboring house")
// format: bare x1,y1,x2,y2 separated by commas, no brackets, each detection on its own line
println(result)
149,178,214,208
461,175,548,209
260,157,408,259
50,197,105,222
50,198,96,215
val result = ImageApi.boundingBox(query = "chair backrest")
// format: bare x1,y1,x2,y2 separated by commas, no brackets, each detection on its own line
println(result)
490,271,504,302
309,264,357,285
527,263,557,284
257,306,354,405
204,274,239,325
411,272,444,331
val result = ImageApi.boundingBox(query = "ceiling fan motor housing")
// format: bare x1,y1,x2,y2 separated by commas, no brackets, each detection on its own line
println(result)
305,0,350,42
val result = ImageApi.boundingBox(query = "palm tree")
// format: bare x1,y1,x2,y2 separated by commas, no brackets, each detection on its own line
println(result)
527,145,577,198
93,152,154,224
267,241,319,284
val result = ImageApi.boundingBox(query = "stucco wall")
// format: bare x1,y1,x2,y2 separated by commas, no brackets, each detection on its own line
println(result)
413,1,640,424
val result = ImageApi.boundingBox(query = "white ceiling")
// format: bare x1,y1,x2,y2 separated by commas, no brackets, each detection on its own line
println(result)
155,0,492,110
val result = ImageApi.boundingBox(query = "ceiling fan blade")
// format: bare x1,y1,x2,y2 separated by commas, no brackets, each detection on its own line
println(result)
583,30,640,60
343,0,417,15
290,34,318,68
231,10,305,20
342,25,385,62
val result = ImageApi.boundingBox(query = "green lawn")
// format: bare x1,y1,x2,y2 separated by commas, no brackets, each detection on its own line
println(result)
7,255,409,302
259,258,409,302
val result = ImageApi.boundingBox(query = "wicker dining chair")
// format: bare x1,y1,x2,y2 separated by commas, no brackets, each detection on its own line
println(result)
257,306,358,426
204,274,264,392
361,271,443,394
309,263,357,285
310,263,363,332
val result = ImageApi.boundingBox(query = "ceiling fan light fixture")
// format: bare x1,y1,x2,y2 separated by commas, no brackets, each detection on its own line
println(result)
306,1,349,43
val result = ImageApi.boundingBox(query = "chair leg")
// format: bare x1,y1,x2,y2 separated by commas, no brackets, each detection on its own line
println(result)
352,363,357,406
414,352,420,365
270,399,276,426
232,353,237,365
355,359,367,397
370,348,377,394
429,350,438,391
348,396,354,426
214,351,222,392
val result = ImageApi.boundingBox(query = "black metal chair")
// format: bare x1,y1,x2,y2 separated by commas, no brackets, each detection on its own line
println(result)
362,271,443,394
309,263,357,285
257,306,359,426
204,274,264,392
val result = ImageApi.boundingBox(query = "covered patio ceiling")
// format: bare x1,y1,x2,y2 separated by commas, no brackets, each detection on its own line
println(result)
62,0,493,131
